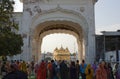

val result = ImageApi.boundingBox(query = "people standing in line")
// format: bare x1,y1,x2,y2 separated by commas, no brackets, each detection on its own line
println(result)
76,60,80,79
80,59,87,79
96,61,107,79
70,61,77,79
85,64,93,79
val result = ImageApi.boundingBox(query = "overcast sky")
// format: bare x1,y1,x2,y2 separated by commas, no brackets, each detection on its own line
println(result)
95,0,120,34
14,0,120,53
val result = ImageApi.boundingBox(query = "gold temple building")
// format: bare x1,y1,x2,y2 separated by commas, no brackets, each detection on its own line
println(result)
53,46,70,61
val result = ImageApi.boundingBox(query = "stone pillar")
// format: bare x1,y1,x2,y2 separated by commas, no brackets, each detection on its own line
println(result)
77,39,82,63
21,3,33,61
37,37,43,62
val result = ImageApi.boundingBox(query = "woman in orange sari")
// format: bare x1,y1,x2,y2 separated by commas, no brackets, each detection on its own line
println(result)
37,60,47,79
47,62,52,79
96,61,107,79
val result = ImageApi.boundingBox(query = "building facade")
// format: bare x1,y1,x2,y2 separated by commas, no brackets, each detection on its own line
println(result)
96,30,120,62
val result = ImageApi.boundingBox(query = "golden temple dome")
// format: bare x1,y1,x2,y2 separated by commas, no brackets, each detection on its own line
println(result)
53,46,70,61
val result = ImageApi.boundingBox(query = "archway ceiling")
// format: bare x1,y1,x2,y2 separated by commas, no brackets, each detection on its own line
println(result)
39,24,81,37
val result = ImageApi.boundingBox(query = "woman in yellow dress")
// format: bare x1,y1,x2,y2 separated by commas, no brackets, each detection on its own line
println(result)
85,64,94,79
20,61,27,73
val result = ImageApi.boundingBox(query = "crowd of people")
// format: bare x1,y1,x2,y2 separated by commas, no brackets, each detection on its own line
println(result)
0,59,120,79
0,60,33,79
36,60,120,79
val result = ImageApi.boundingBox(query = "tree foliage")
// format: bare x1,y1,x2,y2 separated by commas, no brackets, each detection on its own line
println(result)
0,0,23,56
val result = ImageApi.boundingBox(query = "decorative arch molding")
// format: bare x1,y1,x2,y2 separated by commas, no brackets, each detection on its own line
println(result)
34,23,83,39
32,5,86,23
39,29,80,40
31,6,89,40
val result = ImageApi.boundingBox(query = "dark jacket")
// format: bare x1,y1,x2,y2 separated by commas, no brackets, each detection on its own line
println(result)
2,70,28,79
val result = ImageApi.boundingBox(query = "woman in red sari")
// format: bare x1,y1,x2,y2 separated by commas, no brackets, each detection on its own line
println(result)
37,60,47,79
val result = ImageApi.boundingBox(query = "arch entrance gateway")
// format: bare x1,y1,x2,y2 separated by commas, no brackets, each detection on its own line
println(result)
18,0,97,63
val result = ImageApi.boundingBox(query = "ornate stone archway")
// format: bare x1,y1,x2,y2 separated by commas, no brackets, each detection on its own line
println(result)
18,0,97,63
